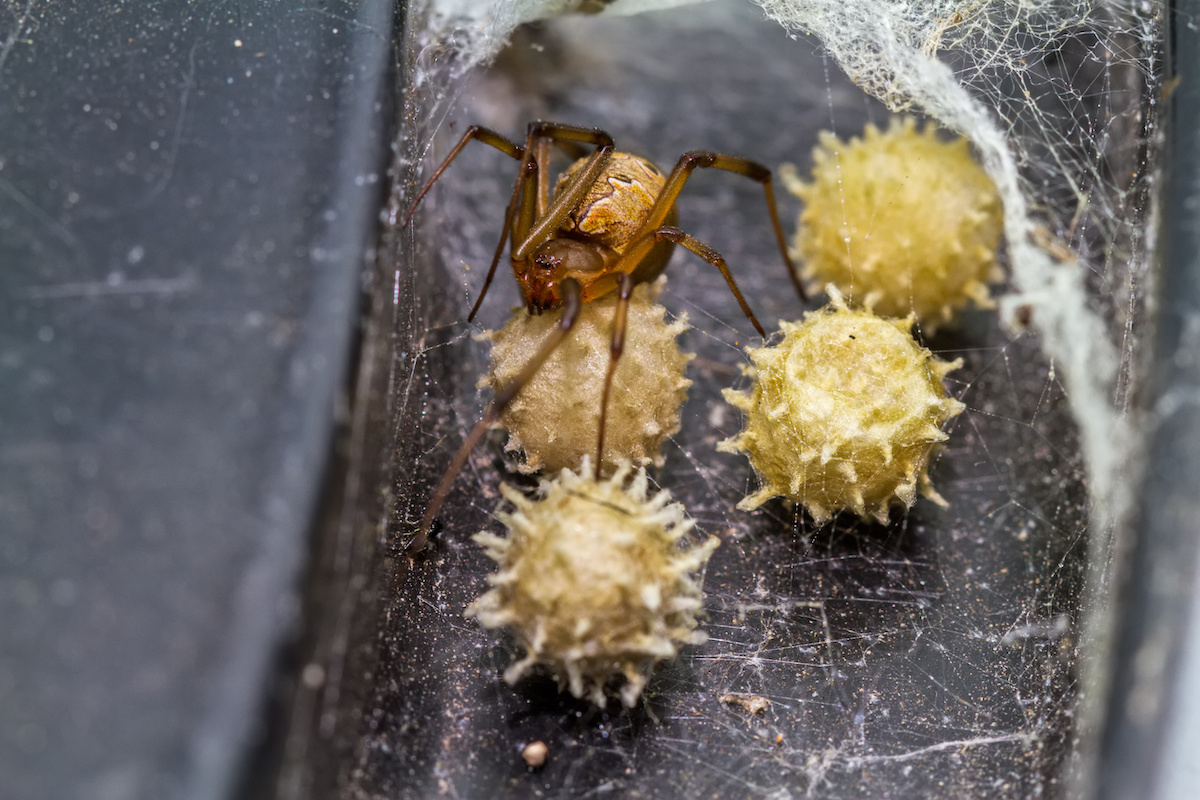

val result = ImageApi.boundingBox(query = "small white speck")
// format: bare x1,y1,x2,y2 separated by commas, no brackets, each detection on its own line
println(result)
301,663,325,688
234,39,243,47
127,246,145,265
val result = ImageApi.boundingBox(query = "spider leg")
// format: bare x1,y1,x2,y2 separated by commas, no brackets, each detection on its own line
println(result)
511,122,616,260
472,155,537,322
535,139,592,218
635,150,807,303
398,125,531,323
408,277,585,555
595,272,635,479
400,125,523,227
526,133,602,219
618,226,767,338
533,135,553,219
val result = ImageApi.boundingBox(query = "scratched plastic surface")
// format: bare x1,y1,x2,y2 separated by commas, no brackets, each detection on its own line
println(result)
331,4,1119,798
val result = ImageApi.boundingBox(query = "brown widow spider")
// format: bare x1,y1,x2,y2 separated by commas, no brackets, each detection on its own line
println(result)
404,120,805,552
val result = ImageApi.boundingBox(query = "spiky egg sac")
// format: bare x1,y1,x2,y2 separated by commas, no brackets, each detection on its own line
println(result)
483,281,692,475
466,460,719,708
782,118,1003,333
719,288,965,524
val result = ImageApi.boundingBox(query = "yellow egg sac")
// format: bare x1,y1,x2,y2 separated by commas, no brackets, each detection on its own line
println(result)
466,461,718,708
483,281,692,475
783,118,1003,333
719,287,965,524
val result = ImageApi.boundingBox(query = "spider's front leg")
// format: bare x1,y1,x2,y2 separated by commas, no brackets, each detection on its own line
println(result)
595,272,635,480
408,277,585,555
399,125,530,321
511,122,616,262
619,226,767,338
635,150,807,304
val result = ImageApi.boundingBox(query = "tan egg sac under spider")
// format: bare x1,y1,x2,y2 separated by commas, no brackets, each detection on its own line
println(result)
466,460,719,708
782,117,1003,333
483,281,691,475
719,287,964,524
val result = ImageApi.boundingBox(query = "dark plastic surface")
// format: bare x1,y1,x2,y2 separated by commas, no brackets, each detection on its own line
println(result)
307,3,1149,798
1095,2,1200,798
4,1,1179,799
0,3,393,799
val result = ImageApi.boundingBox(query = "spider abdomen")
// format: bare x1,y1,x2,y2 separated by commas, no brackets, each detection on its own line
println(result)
554,152,676,254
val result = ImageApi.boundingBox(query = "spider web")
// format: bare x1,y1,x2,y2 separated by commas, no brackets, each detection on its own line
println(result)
325,1,1160,797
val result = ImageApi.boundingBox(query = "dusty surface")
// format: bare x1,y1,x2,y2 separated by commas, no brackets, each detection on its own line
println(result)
349,3,1117,798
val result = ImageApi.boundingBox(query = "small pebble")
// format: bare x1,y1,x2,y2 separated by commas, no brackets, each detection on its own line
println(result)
522,740,549,769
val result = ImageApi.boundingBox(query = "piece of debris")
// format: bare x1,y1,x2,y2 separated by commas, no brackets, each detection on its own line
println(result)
522,740,549,769
719,694,771,715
